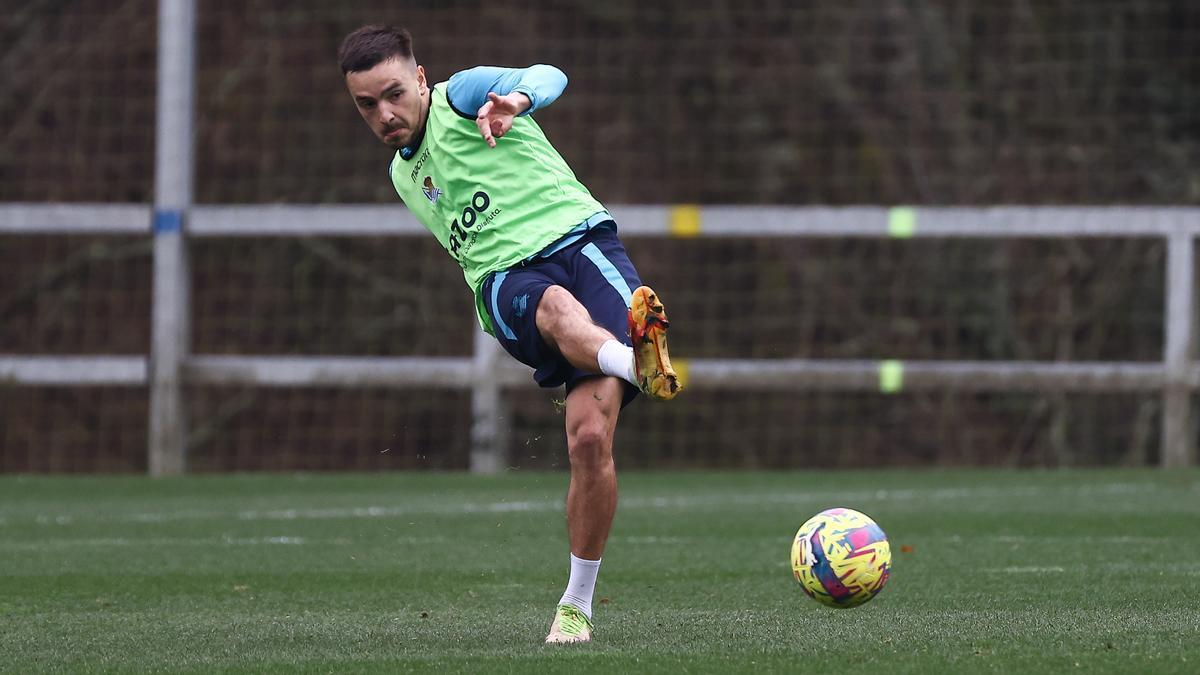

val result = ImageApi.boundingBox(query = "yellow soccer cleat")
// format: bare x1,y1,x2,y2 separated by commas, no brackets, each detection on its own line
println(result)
629,286,681,401
544,604,593,644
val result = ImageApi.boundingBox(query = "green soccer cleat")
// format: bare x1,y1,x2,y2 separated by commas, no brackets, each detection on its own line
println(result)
544,603,593,644
629,285,681,401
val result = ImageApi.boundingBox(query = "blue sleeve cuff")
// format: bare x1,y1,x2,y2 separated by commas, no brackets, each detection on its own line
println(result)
511,85,537,116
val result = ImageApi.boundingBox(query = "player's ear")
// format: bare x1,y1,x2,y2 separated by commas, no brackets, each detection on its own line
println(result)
416,65,427,93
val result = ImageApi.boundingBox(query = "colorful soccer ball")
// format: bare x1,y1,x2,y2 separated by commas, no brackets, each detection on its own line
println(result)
791,507,891,608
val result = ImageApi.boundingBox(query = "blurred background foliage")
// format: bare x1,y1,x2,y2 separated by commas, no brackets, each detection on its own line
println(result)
2,0,1196,204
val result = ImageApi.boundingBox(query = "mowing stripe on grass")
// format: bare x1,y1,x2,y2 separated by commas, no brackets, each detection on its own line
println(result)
5,480,1174,526
0,536,319,551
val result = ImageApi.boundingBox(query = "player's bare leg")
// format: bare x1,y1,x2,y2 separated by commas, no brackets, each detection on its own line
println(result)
536,287,620,643
562,375,622,561
535,284,678,643
544,375,622,644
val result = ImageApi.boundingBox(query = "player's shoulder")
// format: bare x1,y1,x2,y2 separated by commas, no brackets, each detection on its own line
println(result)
432,78,474,121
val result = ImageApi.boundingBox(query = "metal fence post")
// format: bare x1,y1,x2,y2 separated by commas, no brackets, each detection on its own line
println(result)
470,329,508,473
150,0,196,476
1162,231,1195,468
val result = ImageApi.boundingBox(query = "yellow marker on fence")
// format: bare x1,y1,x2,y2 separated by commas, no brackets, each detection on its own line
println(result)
669,205,701,238
887,207,916,238
879,360,904,393
672,358,690,389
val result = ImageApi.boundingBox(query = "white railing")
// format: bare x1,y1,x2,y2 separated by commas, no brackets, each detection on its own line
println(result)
2,203,1197,472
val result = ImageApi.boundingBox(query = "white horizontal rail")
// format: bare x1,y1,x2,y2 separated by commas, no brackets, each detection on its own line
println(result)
0,204,151,233
687,360,1187,392
188,205,1200,238
653,206,1200,238
184,355,488,387
188,205,428,236
6,355,1186,393
0,356,146,385
5,205,1198,237
189,357,1190,392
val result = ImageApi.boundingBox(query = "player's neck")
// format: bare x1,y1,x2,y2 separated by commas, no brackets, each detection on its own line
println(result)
401,92,432,159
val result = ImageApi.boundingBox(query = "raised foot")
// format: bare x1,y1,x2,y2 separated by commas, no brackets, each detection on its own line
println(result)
629,285,681,401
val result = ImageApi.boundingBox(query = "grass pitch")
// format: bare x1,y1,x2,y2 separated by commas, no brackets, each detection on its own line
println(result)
1,469,1197,673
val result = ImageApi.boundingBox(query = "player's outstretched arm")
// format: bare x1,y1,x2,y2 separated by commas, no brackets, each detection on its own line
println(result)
446,64,567,147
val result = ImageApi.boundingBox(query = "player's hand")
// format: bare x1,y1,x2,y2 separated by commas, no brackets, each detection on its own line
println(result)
475,92,530,148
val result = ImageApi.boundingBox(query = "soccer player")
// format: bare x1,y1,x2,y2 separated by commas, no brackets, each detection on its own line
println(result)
338,25,681,644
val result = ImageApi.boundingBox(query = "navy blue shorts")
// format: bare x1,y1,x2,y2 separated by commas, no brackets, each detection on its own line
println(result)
482,223,642,406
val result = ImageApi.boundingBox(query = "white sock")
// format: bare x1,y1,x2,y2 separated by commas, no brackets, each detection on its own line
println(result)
597,339,635,385
558,553,602,619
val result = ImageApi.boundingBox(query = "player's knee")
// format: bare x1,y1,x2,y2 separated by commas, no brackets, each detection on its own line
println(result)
536,285,585,335
567,422,613,468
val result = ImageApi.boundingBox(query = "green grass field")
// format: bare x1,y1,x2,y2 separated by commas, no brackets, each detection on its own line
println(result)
1,469,1198,673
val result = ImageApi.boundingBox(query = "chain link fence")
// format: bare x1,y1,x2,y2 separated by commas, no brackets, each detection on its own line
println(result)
2,1,1196,470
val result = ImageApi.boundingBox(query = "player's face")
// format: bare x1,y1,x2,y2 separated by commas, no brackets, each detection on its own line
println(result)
346,57,428,150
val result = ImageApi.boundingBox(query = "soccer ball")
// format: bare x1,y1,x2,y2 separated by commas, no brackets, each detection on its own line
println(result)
791,507,891,608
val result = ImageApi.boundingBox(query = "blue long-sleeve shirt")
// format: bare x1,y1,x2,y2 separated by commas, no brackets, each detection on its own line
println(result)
446,64,567,117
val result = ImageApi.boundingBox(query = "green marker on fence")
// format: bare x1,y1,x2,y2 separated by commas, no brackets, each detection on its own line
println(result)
888,207,916,238
879,360,904,393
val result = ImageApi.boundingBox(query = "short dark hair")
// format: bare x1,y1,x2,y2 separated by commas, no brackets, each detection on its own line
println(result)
338,25,414,74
